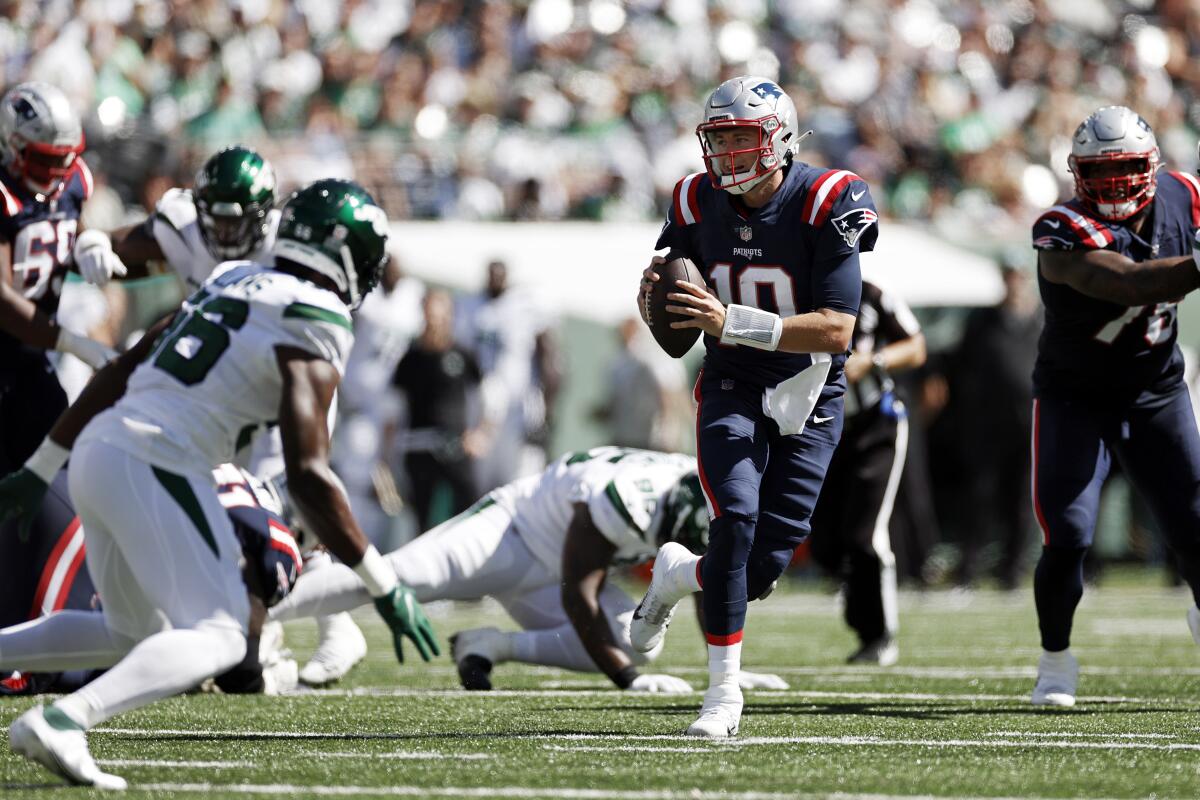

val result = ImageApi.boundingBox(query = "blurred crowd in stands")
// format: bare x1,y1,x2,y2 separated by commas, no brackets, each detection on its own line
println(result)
5,0,1200,246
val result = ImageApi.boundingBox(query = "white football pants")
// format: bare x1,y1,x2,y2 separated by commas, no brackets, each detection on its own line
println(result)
0,439,248,729
270,499,661,670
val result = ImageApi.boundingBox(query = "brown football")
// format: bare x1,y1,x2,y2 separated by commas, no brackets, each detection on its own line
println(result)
644,255,708,358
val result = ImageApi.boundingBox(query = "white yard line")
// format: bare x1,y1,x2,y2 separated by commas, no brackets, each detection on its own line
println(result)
313,751,492,760
985,731,1176,739
89,728,1199,752
97,759,252,768
278,687,1149,703
131,783,1113,800
542,744,712,754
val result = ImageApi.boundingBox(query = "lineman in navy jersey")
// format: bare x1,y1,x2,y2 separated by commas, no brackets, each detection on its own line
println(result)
0,83,116,474
1028,106,1200,708
633,76,876,737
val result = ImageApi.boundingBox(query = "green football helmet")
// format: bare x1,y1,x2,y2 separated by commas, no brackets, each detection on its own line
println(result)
194,145,276,261
657,472,710,554
272,178,388,308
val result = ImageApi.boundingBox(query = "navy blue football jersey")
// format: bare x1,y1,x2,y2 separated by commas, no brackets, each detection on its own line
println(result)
1031,170,1200,405
0,159,92,361
656,163,875,389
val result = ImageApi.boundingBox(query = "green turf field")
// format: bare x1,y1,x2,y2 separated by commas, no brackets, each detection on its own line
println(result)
3,576,1200,799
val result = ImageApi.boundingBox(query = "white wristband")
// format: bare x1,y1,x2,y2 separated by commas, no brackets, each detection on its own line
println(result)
720,304,783,351
25,438,69,484
353,545,399,598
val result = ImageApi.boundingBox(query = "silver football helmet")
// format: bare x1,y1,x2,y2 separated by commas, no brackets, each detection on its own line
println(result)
696,76,808,195
0,82,84,198
1067,105,1160,221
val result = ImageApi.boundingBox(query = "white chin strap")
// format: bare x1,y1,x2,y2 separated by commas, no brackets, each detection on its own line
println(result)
720,167,773,196
1096,199,1139,220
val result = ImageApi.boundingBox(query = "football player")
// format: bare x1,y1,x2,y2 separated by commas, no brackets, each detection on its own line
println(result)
75,144,279,292
77,145,367,676
0,464,303,697
0,82,117,474
0,179,438,790
270,446,787,693
635,76,875,736
1028,107,1200,707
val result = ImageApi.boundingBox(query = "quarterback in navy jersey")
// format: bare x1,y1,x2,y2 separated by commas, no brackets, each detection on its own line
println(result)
0,82,114,475
1027,106,1200,708
632,76,877,737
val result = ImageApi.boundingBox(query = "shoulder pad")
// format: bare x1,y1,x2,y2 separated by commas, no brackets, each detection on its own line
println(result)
671,172,706,226
69,158,93,201
1032,205,1115,251
1165,171,1200,227
155,187,199,233
800,169,863,227
0,170,23,217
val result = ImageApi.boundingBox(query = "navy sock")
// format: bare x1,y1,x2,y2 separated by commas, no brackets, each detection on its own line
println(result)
1034,546,1087,652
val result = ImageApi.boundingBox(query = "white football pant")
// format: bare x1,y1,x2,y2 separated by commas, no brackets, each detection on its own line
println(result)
270,499,660,670
0,439,248,728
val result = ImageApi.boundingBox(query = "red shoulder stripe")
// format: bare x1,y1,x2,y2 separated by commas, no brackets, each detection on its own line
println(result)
671,173,704,226
73,157,93,201
1170,170,1200,227
0,175,23,217
801,169,860,226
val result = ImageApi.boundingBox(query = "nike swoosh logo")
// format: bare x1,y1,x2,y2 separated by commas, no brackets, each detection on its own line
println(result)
850,189,865,201
632,604,645,621
812,415,834,424
1045,219,1060,229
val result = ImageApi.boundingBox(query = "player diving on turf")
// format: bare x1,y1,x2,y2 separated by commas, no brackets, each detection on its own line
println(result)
269,446,788,694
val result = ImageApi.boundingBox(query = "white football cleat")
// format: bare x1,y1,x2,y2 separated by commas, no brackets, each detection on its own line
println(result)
1188,606,1200,647
1031,649,1078,707
847,635,899,667
630,542,697,653
9,706,127,790
299,612,367,686
450,627,511,691
685,682,743,738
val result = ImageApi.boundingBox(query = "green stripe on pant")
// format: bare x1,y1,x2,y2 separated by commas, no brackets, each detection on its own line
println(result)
152,466,219,558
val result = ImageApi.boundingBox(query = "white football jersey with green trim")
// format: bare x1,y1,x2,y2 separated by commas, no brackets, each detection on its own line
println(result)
78,261,354,475
152,187,280,290
492,447,696,573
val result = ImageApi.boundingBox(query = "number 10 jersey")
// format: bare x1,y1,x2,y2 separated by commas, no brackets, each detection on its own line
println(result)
78,262,354,476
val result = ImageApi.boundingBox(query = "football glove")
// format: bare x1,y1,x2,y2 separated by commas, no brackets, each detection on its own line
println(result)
73,229,127,287
738,670,789,690
627,673,693,694
372,583,441,663
0,468,49,541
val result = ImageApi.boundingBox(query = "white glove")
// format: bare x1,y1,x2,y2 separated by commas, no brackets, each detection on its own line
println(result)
738,671,789,690
55,328,118,370
73,229,127,287
627,673,693,694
